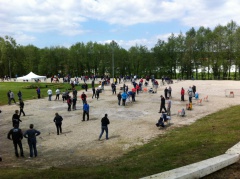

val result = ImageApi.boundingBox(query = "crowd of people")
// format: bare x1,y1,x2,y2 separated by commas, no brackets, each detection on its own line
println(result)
4,74,199,160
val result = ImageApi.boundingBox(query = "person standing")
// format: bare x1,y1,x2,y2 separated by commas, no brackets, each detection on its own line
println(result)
36,87,41,99
23,124,41,158
12,110,22,128
166,97,172,116
159,95,167,113
96,89,100,100
7,90,11,105
81,92,87,104
53,113,63,135
121,91,127,106
9,91,16,104
19,100,25,116
117,92,122,106
7,124,24,157
72,95,77,110
192,85,196,96
82,101,89,121
99,114,110,140
47,89,52,101
55,88,60,100
92,87,96,99
67,96,72,111
188,86,193,103
168,86,172,98
181,87,185,101
164,87,168,99
17,90,22,101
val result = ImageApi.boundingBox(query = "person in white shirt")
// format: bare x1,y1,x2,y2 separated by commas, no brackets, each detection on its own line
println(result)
55,89,60,100
47,89,52,101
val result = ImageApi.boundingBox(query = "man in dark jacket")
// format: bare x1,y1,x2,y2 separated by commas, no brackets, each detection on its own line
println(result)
12,110,22,127
7,124,24,157
19,100,25,116
53,113,63,135
24,124,41,158
99,114,110,140
159,95,167,113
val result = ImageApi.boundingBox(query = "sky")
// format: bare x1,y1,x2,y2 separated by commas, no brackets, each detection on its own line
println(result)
1,0,240,50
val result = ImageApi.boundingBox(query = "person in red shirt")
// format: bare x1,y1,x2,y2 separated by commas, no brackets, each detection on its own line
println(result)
81,92,87,104
181,87,185,101
132,88,136,102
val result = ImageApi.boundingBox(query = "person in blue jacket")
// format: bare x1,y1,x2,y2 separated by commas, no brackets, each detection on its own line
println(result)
82,101,90,121
121,91,127,106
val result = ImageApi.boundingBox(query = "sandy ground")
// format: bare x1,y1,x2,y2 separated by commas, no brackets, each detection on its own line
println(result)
0,79,240,169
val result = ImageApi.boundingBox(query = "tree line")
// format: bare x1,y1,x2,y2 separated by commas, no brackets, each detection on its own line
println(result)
1,20,240,80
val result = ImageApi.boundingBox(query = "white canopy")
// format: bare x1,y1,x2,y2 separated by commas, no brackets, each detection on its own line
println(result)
17,72,46,80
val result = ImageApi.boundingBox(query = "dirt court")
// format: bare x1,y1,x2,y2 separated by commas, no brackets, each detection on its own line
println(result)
0,79,240,169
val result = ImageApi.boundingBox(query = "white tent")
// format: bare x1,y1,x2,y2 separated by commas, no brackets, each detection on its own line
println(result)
17,72,46,81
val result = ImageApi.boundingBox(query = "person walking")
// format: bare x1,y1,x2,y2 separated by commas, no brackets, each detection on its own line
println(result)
181,87,185,101
99,114,110,140
82,101,89,121
117,92,122,106
23,124,41,158
159,95,167,113
36,87,41,99
53,113,63,135
12,110,22,128
55,88,60,100
19,100,25,116
7,124,24,157
47,89,52,101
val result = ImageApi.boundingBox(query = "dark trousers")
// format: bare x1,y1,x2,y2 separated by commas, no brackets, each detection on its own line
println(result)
83,111,89,121
19,108,25,116
189,97,192,103
10,98,16,104
122,99,126,106
37,93,40,99
13,140,24,157
56,94,59,100
181,95,184,101
56,123,62,135
118,99,121,105
28,140,37,157
99,126,108,139
68,104,71,111
160,105,167,113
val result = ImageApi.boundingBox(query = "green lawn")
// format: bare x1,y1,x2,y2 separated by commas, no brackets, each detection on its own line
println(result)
0,82,85,105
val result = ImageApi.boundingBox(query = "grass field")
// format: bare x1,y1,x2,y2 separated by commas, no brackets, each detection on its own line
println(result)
0,82,240,178
0,82,85,106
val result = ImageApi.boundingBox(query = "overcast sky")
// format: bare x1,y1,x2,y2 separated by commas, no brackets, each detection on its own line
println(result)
1,0,240,50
